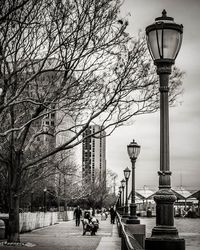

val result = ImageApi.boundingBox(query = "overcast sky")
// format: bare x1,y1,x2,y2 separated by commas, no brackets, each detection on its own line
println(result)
107,0,200,191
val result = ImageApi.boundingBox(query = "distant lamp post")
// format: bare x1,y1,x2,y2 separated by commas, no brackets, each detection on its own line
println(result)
43,188,47,213
123,167,131,216
116,194,119,209
119,186,122,213
121,179,126,209
127,140,140,224
145,10,185,250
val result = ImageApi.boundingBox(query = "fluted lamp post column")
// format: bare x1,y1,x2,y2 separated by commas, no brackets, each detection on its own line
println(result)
123,167,131,217
145,10,185,250
121,179,126,215
127,140,140,224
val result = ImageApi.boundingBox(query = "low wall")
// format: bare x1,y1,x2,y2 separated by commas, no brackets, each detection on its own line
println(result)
58,211,74,221
66,211,74,220
19,212,58,233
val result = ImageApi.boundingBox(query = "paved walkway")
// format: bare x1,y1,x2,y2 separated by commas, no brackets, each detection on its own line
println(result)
0,215,121,250
96,219,121,250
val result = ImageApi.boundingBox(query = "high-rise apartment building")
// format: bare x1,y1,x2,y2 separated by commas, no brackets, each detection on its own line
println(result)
82,125,106,185
27,70,78,192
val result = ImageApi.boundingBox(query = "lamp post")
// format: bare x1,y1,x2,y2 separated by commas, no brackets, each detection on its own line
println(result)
43,188,47,213
121,179,126,214
116,192,121,210
123,167,131,216
127,140,140,224
145,10,185,250
119,186,122,214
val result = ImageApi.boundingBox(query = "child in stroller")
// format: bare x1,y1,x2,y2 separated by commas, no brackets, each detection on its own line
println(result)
82,211,99,235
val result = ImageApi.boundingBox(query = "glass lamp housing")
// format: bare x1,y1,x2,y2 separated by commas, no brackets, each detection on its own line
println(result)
121,179,126,187
124,167,131,180
127,140,141,160
146,10,183,63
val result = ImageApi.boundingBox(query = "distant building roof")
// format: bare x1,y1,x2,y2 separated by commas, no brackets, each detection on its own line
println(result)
172,187,193,199
128,186,156,200
188,190,200,200
128,186,199,201
136,188,155,200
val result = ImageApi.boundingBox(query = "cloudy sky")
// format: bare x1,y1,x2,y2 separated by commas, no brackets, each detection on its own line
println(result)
107,0,200,190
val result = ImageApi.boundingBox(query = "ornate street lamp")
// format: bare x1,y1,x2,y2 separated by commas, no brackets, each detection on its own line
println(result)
116,194,120,210
145,10,185,250
123,167,131,216
127,140,140,224
121,179,126,208
119,186,122,206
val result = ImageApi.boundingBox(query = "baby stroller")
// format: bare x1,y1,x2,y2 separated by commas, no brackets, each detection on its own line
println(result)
82,211,99,236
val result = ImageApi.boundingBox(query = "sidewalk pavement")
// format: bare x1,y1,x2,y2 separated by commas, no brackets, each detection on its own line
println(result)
0,215,121,250
96,220,121,250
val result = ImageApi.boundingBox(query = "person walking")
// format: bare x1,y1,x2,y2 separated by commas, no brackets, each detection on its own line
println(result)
109,206,116,224
74,205,82,226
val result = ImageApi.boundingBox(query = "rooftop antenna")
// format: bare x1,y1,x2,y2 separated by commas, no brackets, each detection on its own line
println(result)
180,171,183,188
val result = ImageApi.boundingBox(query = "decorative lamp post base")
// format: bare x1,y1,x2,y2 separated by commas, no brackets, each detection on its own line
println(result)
125,203,140,224
122,215,130,219
126,218,140,224
122,206,129,218
145,237,185,250
145,189,185,250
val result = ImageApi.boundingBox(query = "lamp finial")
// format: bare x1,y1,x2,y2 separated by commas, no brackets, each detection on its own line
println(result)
162,9,167,17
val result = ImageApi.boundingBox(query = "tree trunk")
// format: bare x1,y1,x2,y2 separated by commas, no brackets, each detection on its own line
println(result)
7,150,22,242
8,192,20,242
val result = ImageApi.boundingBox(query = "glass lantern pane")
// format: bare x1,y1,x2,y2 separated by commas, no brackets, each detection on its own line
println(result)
124,168,130,179
124,172,129,179
127,146,133,158
121,179,126,187
147,29,182,60
147,30,161,60
127,145,140,158
163,29,182,59
135,147,141,158
128,147,135,158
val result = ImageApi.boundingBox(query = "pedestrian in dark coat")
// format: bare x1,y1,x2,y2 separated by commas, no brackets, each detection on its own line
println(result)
74,205,82,226
109,206,116,224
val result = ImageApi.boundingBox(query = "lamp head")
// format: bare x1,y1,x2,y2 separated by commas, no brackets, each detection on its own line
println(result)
146,10,183,65
127,140,141,160
124,167,131,180
121,179,126,187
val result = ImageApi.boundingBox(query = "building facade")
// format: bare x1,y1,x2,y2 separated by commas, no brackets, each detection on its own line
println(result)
82,125,106,186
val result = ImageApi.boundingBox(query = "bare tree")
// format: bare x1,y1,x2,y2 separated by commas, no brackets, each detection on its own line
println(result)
0,0,184,242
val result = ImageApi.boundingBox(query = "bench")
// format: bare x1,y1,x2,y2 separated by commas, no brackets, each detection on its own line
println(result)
81,219,99,236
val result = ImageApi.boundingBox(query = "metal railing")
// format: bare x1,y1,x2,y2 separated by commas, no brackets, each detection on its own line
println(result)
116,212,143,250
